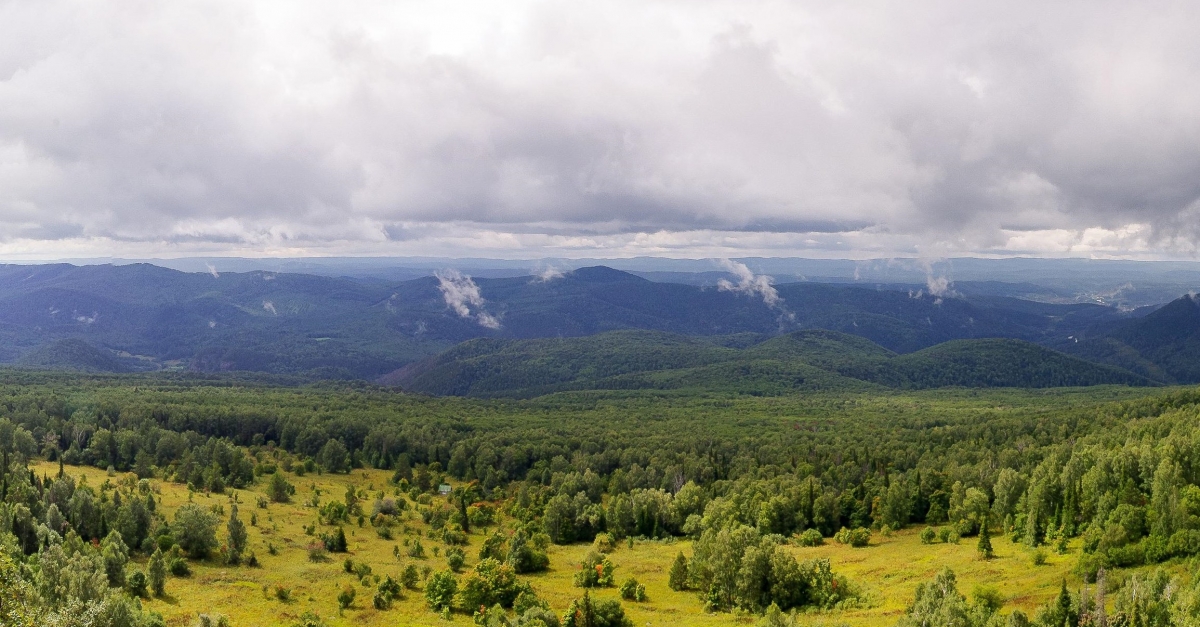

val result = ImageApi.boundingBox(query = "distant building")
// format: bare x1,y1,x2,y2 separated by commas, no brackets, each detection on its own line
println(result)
438,483,452,495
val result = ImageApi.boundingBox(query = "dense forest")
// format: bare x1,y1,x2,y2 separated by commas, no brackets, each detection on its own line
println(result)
3,372,1200,625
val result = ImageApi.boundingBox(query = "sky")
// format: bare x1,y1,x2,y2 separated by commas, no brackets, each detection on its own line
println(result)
2,1,1199,261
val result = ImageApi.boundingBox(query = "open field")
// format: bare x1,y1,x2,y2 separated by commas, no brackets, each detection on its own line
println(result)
30,461,1086,627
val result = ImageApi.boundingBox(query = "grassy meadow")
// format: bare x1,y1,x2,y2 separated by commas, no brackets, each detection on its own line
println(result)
31,460,1085,627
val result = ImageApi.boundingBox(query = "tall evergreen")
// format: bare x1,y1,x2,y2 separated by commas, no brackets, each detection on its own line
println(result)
977,515,993,559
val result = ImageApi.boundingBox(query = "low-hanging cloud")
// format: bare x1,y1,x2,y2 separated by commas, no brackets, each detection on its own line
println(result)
717,259,782,308
435,269,501,329
2,2,1200,259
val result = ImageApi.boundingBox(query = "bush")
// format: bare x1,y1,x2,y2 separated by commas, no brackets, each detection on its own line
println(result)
796,529,824,547
275,585,292,602
168,545,191,576
321,527,348,553
1030,547,1047,566
446,546,466,572
562,593,632,627
407,539,426,559
459,558,529,611
395,564,417,590
593,533,617,554
508,528,551,574
619,577,647,602
834,527,871,548
373,575,402,610
573,551,615,588
127,569,148,598
307,543,329,563
425,570,458,612
920,527,937,545
337,585,356,610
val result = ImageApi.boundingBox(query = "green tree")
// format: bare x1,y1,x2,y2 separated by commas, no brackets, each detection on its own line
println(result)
977,517,994,559
668,552,689,591
101,529,129,587
148,548,167,597
268,471,293,503
425,570,458,612
319,440,350,473
226,503,248,564
174,503,220,558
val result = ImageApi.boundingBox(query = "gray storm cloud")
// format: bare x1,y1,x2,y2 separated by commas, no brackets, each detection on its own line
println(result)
1,2,1199,258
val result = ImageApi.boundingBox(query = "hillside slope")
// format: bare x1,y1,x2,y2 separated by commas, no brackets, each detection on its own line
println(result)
1062,294,1200,384
392,330,1152,397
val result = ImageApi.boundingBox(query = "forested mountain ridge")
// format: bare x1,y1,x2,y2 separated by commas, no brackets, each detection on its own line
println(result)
391,330,1153,397
0,263,1147,381
13,262,1200,389
1063,294,1200,384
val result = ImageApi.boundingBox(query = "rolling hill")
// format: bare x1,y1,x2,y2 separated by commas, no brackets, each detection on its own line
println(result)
391,329,1152,397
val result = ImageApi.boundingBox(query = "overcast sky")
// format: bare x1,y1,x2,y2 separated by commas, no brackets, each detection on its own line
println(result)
2,1,1199,260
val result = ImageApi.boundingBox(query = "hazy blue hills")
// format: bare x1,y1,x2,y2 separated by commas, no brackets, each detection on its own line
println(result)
0,262,1179,383
390,329,1152,398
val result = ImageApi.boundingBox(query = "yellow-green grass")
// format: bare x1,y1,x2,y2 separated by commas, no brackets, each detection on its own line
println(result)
32,461,1084,627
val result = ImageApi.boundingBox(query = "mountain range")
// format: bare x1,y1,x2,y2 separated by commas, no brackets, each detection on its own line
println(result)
0,262,1196,393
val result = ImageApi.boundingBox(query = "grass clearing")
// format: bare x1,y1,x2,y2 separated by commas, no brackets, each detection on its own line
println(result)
33,461,1086,627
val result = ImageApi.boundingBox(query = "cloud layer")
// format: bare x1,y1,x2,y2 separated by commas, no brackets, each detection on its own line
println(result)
2,1,1200,259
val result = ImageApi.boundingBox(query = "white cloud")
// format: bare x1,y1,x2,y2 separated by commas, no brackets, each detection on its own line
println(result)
262,300,277,315
533,265,565,282
206,263,220,278
716,259,781,307
435,268,500,329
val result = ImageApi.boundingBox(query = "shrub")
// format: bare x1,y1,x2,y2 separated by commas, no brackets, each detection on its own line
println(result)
562,593,632,627
337,585,356,610
619,577,647,602
401,564,421,589
321,527,348,553
459,558,529,611
275,585,292,602
507,528,550,574
446,546,466,572
593,533,617,554
425,570,458,612
833,527,871,548
373,575,402,610
407,538,426,559
796,529,824,547
307,543,329,563
573,551,615,588
126,569,148,598
1031,547,1048,566
920,527,937,545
